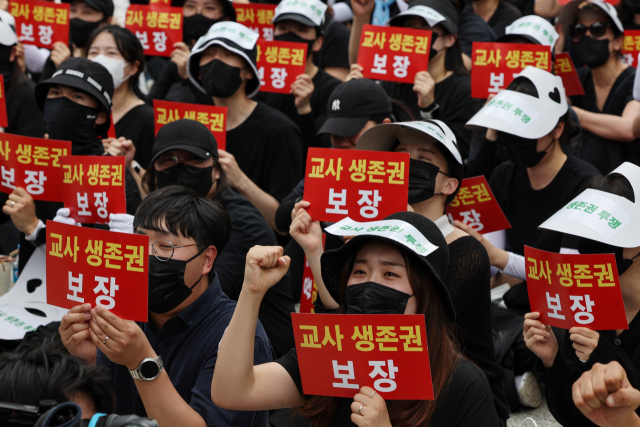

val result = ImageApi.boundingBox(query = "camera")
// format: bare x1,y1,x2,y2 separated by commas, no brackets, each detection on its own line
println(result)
0,400,159,427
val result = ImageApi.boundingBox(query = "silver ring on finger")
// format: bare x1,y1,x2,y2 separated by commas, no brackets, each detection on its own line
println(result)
10,201,14,208
102,336,109,345
358,404,364,415
370,391,376,398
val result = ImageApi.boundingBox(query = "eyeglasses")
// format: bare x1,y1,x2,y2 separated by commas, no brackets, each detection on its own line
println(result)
154,155,208,173
571,21,610,39
150,239,205,261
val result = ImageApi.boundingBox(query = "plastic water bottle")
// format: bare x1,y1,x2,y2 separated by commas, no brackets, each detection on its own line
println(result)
12,245,19,284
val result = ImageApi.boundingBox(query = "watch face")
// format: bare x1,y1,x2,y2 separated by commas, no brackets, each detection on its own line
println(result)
140,360,160,379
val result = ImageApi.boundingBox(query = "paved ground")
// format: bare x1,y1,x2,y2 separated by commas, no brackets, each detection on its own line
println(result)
508,401,561,427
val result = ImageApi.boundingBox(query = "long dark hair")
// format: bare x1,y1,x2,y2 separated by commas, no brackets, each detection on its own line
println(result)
86,25,146,100
444,37,468,76
296,242,461,427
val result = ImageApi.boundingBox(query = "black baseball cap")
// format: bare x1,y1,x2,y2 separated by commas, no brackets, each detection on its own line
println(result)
35,57,114,113
317,79,392,138
151,119,218,164
61,0,114,18
321,211,456,322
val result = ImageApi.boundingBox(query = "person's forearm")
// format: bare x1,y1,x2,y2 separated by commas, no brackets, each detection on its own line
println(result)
306,247,339,309
633,113,640,139
211,288,263,409
577,109,636,142
236,178,281,232
348,15,369,65
136,366,207,427
534,0,562,18
128,165,148,199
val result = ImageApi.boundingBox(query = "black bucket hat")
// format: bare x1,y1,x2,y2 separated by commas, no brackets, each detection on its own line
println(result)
321,211,456,322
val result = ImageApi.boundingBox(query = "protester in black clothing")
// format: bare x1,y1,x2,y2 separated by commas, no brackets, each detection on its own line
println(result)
461,0,522,38
258,0,341,155
0,19,44,138
211,213,500,427
108,119,295,357
457,11,497,57
525,164,640,427
314,14,350,81
187,22,303,231
86,26,155,169
559,0,640,174
0,58,141,272
145,0,236,106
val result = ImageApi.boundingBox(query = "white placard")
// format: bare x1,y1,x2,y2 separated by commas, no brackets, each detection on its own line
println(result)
551,193,630,239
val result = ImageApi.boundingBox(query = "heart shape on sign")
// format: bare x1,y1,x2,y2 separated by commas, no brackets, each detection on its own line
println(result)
27,278,42,293
549,87,561,104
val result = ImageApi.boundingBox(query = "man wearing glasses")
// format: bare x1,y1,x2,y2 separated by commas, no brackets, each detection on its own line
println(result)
59,185,274,427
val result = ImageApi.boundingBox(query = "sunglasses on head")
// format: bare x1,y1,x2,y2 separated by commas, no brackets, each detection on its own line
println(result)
571,20,610,39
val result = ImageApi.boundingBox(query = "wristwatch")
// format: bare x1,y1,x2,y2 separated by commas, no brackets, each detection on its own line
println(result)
129,356,164,381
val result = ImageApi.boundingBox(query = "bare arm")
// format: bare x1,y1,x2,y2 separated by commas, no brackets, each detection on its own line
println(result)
632,113,640,139
534,0,563,19
324,67,350,81
347,0,374,65
574,100,640,143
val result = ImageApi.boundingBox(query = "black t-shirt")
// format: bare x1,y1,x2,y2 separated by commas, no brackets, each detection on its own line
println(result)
489,155,599,256
462,1,522,38
145,61,213,107
115,103,155,169
570,66,638,174
215,188,295,357
6,79,45,138
274,349,499,426
380,73,483,158
314,16,350,71
457,12,497,58
226,101,303,202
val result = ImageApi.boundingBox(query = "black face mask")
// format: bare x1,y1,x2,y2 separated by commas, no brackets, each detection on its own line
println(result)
578,238,640,276
0,45,13,88
501,133,553,169
429,33,440,60
200,59,245,98
148,249,205,314
70,18,101,48
573,35,611,69
408,158,440,204
274,32,315,56
155,163,214,197
183,14,221,46
44,97,104,156
345,282,413,314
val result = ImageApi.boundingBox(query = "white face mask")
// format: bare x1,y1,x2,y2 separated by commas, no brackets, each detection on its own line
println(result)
91,54,130,89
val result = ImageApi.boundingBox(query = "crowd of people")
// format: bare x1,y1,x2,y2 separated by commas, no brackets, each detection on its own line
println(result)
1,0,640,425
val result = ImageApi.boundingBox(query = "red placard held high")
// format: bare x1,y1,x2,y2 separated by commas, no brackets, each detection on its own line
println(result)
256,39,307,94
303,148,409,223
125,4,183,57
622,30,640,67
471,42,552,98
153,100,228,150
234,3,276,41
60,156,127,224
525,246,628,331
293,313,433,400
554,52,584,97
446,176,511,234
357,24,431,84
10,0,70,49
0,133,71,202
46,221,149,322
0,76,8,128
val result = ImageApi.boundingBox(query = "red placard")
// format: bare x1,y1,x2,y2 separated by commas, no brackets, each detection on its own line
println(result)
10,0,69,49
153,100,228,150
554,52,584,97
471,42,552,99
60,156,127,224
558,0,618,5
303,148,409,223
45,221,149,322
622,30,640,68
256,40,307,94
234,3,276,41
0,133,71,201
356,24,431,84
293,313,433,400
0,76,8,128
300,233,325,314
445,176,510,234
125,4,183,57
525,246,628,331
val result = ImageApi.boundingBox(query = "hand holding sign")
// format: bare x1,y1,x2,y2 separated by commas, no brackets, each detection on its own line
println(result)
243,246,290,296
3,187,38,235
59,303,97,365
570,327,600,362
414,71,435,109
351,386,392,427
523,312,558,369
290,207,323,256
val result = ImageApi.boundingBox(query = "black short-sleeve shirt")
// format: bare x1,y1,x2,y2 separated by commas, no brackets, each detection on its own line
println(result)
115,103,155,169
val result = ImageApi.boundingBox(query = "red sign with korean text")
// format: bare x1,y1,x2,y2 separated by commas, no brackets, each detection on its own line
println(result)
525,246,628,331
558,0,618,5
125,4,182,57
554,52,584,97
445,176,510,234
46,221,149,322
10,0,69,49
234,3,276,41
357,24,431,84
471,42,552,99
60,156,127,225
300,233,325,314
293,313,433,400
0,133,71,201
622,30,640,68
303,148,410,223
153,100,227,150
0,76,8,128
256,40,307,94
